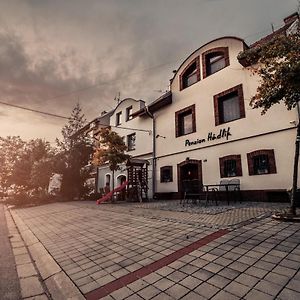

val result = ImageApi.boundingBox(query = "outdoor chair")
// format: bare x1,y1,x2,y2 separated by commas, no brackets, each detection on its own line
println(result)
181,179,204,206
228,178,242,203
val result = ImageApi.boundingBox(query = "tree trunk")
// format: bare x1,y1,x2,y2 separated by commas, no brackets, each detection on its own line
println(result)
290,122,300,215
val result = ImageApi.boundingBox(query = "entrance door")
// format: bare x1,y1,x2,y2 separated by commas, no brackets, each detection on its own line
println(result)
177,160,202,197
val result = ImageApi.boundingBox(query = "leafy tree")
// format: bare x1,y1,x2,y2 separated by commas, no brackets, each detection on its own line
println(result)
10,139,52,189
56,103,93,200
0,136,26,193
238,26,300,214
93,127,130,199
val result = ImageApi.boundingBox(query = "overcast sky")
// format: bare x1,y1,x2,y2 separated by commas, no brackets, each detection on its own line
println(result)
0,0,298,144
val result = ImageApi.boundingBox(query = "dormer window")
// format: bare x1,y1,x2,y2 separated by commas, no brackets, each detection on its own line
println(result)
116,111,122,126
180,57,200,90
126,106,133,121
202,47,229,78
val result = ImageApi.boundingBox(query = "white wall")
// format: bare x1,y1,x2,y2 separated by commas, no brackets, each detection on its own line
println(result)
154,37,298,193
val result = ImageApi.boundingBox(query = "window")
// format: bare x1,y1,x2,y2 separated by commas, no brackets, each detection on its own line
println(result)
127,133,136,151
160,166,173,183
247,150,277,176
219,155,242,178
126,106,133,121
116,111,122,125
180,57,200,90
175,104,196,137
214,84,245,126
202,47,229,78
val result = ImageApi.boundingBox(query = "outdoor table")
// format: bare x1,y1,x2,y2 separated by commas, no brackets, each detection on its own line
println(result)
203,183,241,206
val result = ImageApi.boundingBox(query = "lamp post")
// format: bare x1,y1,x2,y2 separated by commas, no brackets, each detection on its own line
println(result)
290,101,300,215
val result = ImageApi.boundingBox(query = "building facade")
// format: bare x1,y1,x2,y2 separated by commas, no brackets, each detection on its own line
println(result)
95,98,154,198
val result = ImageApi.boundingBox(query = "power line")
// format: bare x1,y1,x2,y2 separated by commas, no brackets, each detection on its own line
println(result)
0,100,151,133
0,100,69,119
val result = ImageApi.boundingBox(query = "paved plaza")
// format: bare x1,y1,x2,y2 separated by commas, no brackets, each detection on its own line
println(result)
3,200,300,299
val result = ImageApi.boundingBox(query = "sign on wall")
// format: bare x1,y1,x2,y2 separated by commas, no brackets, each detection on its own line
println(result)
185,127,232,147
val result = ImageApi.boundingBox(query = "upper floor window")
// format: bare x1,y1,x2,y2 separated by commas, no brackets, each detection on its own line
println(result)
179,57,200,90
247,150,277,176
202,47,229,78
160,166,173,183
126,106,133,121
116,111,122,126
219,155,242,178
214,84,245,126
175,104,196,137
127,133,136,151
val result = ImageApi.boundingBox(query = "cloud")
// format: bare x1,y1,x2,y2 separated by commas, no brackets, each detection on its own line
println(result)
0,0,298,141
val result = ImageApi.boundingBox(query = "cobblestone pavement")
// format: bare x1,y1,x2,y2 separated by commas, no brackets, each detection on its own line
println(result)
9,201,300,299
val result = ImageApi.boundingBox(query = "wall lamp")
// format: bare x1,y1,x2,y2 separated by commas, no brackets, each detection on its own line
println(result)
156,134,166,139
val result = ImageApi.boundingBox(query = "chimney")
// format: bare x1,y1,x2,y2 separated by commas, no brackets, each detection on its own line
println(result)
283,12,299,25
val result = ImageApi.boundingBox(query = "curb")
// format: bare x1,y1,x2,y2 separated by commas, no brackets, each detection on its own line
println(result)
8,207,85,300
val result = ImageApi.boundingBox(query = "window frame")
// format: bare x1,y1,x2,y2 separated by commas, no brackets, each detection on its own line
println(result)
126,106,133,121
202,47,229,78
160,166,173,183
213,84,245,126
127,133,136,151
179,57,200,91
175,104,196,137
247,149,277,176
116,111,122,126
219,155,242,178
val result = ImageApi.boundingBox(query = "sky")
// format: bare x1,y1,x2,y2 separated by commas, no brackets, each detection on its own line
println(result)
0,0,298,144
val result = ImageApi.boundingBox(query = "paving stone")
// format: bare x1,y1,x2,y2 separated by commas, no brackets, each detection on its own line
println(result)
211,290,239,300
195,281,220,298
180,275,202,289
203,262,224,273
138,285,161,300
165,284,189,299
218,267,240,280
245,266,268,278
181,291,206,300
17,263,37,278
277,288,300,300
20,276,44,298
167,270,187,283
110,286,133,300
26,294,49,300
224,281,251,298
264,272,290,285
244,288,275,300
151,292,174,300
207,274,231,289
192,269,214,281
153,278,175,291
254,279,283,296
286,278,300,293
235,273,260,288
127,279,148,292
272,265,297,277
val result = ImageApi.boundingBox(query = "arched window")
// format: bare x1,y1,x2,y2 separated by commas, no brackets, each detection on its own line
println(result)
202,47,229,78
179,57,200,90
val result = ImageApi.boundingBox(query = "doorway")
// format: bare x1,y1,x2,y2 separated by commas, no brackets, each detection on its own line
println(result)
177,159,202,197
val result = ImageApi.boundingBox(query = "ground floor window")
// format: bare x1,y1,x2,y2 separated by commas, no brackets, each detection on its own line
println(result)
247,149,277,175
160,166,173,182
219,155,242,178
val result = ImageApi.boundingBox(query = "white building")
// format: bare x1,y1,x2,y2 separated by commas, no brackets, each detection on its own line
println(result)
95,98,154,199
133,12,299,202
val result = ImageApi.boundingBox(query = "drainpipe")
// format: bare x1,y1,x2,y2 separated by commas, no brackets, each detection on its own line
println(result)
145,107,156,199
